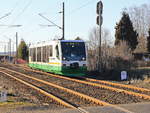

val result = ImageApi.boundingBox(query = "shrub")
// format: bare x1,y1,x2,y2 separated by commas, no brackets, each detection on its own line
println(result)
88,41,135,79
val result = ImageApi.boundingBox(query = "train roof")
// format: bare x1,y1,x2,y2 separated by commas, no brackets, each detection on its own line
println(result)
60,40,84,42
29,40,85,48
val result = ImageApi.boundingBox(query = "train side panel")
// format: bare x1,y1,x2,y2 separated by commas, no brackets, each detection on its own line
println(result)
28,40,87,76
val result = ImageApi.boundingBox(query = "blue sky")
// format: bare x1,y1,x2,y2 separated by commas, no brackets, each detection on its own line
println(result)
0,0,149,52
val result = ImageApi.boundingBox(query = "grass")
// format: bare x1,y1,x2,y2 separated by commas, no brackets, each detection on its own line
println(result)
0,101,35,109
0,91,35,108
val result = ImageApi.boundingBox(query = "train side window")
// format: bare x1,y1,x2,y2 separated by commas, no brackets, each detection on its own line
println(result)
56,45,59,59
49,45,53,57
37,47,41,62
33,48,36,62
29,48,31,57
45,45,53,62
42,46,46,62
30,48,33,61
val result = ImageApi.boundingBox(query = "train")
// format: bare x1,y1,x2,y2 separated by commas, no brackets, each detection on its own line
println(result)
28,40,87,76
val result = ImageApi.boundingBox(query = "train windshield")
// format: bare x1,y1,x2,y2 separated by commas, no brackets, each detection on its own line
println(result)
61,42,86,61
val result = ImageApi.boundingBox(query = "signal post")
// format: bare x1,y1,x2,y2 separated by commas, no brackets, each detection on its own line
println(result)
96,1,103,72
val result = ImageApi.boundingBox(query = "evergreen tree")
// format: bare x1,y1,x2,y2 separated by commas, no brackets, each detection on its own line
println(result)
147,28,150,52
75,37,82,40
115,12,138,51
18,39,28,60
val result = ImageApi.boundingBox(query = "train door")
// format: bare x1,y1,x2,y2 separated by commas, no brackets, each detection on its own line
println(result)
53,44,61,72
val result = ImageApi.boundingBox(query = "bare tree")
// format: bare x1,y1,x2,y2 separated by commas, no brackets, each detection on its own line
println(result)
88,27,133,72
134,36,147,53
88,27,112,71
128,4,150,37
88,27,112,50
127,4,150,53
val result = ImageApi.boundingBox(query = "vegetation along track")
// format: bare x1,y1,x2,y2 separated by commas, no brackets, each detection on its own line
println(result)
2,64,150,102
0,67,134,113
10,64,150,100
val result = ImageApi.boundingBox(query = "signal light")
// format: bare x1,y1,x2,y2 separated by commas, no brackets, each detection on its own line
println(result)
96,1,103,15
96,1,103,25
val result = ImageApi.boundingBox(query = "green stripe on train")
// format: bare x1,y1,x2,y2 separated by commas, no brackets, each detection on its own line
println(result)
28,63,87,76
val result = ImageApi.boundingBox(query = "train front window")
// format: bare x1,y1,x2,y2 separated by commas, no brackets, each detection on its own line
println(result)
61,42,86,61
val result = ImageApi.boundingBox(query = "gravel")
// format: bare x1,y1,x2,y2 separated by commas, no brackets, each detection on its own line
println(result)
0,63,149,105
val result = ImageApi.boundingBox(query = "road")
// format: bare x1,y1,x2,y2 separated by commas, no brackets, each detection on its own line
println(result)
0,102,149,113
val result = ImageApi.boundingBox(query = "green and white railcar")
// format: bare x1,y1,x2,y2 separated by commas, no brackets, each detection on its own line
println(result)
28,40,87,76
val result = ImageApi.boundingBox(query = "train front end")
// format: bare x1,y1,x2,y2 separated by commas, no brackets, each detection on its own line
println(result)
60,40,87,76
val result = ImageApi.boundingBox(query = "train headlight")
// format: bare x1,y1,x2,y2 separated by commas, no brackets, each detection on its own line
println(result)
63,57,66,60
82,57,85,61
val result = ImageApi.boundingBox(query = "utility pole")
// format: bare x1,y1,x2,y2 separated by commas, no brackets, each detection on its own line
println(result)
4,45,6,62
12,42,14,56
39,2,65,40
10,39,11,62
8,39,11,62
16,32,18,64
62,2,65,40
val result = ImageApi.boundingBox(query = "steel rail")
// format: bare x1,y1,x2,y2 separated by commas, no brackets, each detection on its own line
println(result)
15,64,150,93
0,71,91,113
84,77,150,93
15,66,150,100
0,71,75,109
0,67,134,113
0,67,110,106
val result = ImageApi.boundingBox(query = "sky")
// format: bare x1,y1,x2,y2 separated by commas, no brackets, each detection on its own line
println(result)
0,0,149,52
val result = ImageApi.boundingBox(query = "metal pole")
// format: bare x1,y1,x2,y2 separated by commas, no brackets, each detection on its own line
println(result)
62,2,65,40
7,42,9,62
98,4,102,72
16,32,18,64
10,39,11,62
9,39,11,62
4,45,6,62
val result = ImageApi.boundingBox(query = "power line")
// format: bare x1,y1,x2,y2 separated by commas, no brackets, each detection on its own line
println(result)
0,0,31,37
49,0,97,23
10,0,22,13
39,13,62,29
67,0,97,15
10,0,33,24
0,13,11,21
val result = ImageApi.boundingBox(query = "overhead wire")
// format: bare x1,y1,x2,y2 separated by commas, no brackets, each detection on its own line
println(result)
0,0,22,41
28,0,65,40
0,0,20,22
36,0,97,40
10,0,22,13
0,0,32,38
48,0,97,23
39,0,69,23
0,0,31,52
67,0,97,16
10,0,33,24
62,0,97,38
2,0,97,45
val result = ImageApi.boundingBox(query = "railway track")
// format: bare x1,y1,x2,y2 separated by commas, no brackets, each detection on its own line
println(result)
0,67,134,113
0,68,93,113
1,64,150,102
84,77,150,95
13,64,150,99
